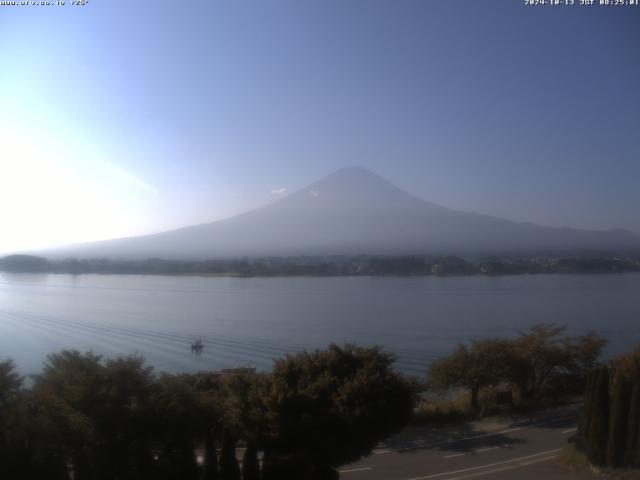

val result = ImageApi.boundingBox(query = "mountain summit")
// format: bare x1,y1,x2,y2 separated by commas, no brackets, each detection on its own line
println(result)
42,167,640,259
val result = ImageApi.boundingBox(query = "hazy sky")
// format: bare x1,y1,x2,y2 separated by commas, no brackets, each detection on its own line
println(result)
1,0,639,253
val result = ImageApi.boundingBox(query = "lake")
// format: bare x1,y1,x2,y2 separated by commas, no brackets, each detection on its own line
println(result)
1,273,639,378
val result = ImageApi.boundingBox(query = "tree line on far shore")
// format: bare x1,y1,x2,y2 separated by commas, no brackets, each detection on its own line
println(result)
1,253,639,277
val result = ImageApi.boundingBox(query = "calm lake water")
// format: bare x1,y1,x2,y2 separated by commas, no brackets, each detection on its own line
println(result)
1,273,639,378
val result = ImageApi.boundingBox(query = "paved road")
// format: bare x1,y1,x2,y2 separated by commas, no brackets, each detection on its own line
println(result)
340,410,589,480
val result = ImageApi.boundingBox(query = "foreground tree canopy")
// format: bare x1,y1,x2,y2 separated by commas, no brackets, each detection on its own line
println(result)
0,344,416,480
260,345,417,477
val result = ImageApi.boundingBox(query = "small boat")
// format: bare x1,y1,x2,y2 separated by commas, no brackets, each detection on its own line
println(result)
190,339,204,354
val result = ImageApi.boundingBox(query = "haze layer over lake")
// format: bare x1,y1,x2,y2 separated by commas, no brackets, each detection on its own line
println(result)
1,273,639,378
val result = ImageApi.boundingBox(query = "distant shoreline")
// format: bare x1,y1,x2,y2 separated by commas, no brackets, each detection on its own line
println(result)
2,271,640,281
1,253,639,278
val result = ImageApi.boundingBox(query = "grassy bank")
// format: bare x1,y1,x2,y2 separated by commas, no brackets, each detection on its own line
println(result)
558,444,640,479
411,387,582,425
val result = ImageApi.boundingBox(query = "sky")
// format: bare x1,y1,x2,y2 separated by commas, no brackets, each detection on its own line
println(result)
0,0,639,254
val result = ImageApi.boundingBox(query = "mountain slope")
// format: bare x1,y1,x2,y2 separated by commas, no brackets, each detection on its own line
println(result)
41,167,640,259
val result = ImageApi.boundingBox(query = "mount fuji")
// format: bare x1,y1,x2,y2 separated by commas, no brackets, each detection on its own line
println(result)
39,167,640,259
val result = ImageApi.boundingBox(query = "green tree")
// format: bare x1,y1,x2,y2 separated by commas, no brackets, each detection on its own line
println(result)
153,374,207,480
101,356,157,479
428,339,515,409
32,350,106,480
564,331,608,384
260,344,416,478
587,364,610,466
218,373,265,479
0,359,22,406
30,351,159,480
0,359,32,478
511,325,605,400
221,373,268,447
613,347,640,382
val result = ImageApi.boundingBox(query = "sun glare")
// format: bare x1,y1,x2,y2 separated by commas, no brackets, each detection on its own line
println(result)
0,124,150,254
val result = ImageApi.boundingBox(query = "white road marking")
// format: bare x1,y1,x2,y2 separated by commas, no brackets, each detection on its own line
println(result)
407,448,561,480
444,456,557,480
562,428,577,434
531,414,577,427
446,465,517,480
339,467,373,474
475,446,502,453
443,453,466,459
372,448,392,454
519,455,557,466
443,445,506,459
392,428,521,453
374,413,576,455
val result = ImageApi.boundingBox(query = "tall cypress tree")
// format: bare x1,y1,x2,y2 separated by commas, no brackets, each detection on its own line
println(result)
588,364,610,466
580,368,597,440
241,442,260,480
636,415,640,469
219,430,241,480
201,430,218,480
607,370,630,467
625,382,640,467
